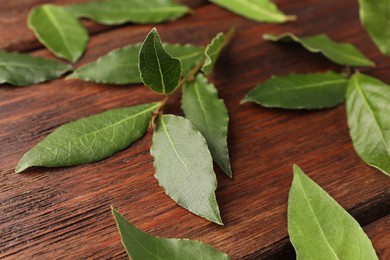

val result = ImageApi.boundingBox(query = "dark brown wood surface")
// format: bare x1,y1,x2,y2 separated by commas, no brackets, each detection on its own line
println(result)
1,0,389,259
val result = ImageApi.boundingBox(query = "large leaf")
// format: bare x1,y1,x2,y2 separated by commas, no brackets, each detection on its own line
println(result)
359,0,390,56
68,43,203,84
202,29,235,75
346,73,390,176
139,28,181,94
16,103,159,173
112,208,230,260
264,33,375,67
151,115,223,224
208,0,296,23
288,165,378,259
0,51,72,86
28,4,89,63
66,0,191,25
241,72,348,109
182,74,232,177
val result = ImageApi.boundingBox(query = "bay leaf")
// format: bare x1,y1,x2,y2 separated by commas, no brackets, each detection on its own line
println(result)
151,115,223,225
208,0,296,23
112,208,230,260
346,73,390,176
202,28,235,75
264,33,375,67
182,74,232,177
0,51,72,86
68,43,203,85
16,103,159,173
139,28,181,95
28,4,89,63
66,0,191,25
359,0,390,56
241,72,348,109
288,165,378,259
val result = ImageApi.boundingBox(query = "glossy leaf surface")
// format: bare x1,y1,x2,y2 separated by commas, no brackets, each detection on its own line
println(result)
346,73,390,176
151,115,223,224
68,43,203,84
0,51,72,86
182,74,232,177
264,33,375,67
289,165,378,259
209,0,296,23
112,208,230,260
66,0,191,25
16,103,159,173
242,72,348,109
28,4,89,63
139,28,181,94
359,0,390,56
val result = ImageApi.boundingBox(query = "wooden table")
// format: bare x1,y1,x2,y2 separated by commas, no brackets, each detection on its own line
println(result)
1,0,389,259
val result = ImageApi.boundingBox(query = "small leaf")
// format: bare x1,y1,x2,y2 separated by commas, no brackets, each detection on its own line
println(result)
202,28,235,75
242,72,348,109
346,73,390,176
182,74,232,177
139,28,181,95
0,51,72,86
16,103,159,173
289,165,378,259
112,208,230,260
28,4,89,63
151,115,223,225
264,33,375,67
68,43,203,85
208,0,296,23
359,0,390,56
66,0,191,25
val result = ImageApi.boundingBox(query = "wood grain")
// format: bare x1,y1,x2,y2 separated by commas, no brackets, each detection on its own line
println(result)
1,0,389,259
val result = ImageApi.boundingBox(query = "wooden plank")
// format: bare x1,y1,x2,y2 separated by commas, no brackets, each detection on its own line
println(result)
365,215,390,260
1,0,389,259
0,0,206,52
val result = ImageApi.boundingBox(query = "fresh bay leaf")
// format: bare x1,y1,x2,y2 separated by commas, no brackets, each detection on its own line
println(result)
68,43,204,85
202,28,235,75
241,72,348,109
288,165,378,259
0,51,72,86
182,74,232,177
112,208,230,260
346,73,390,176
208,0,296,23
66,0,191,25
151,115,223,225
139,28,181,94
16,103,159,173
359,0,390,56
28,4,89,63
264,33,375,67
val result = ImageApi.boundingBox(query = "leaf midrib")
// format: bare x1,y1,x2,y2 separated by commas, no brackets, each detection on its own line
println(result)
153,36,166,94
232,0,285,20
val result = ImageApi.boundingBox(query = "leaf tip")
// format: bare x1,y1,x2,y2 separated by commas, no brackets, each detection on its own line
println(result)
285,15,298,22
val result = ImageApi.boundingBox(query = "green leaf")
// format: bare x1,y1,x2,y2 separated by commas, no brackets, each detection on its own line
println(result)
112,208,230,260
208,0,296,23
264,33,375,67
359,0,390,56
346,73,390,176
139,28,182,94
16,103,159,173
28,4,89,63
0,51,72,86
68,43,203,85
151,115,223,225
289,165,379,260
182,74,232,177
66,0,191,25
241,72,348,109
202,28,235,75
